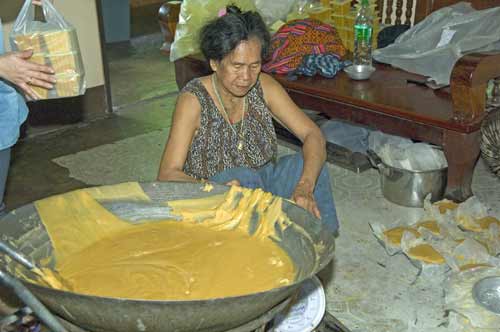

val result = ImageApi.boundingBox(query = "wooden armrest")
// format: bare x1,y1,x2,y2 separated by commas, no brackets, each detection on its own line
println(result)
450,51,500,122
174,54,210,89
158,2,182,54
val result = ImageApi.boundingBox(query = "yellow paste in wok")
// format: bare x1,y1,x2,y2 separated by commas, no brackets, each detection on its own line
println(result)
34,183,296,300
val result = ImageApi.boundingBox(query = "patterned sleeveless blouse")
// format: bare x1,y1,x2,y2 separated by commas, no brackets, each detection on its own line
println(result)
182,78,277,180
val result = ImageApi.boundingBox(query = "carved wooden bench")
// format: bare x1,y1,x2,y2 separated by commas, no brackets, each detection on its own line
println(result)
159,0,500,202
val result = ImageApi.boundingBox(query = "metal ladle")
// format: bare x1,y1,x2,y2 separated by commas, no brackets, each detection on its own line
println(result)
0,241,69,332
0,240,71,290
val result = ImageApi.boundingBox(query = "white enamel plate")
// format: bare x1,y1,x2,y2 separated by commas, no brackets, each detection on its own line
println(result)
272,276,326,332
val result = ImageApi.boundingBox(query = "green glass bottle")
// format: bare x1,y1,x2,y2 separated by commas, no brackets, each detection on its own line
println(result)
353,0,373,66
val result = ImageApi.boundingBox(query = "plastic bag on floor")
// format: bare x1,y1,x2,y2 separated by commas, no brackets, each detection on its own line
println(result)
446,311,499,332
445,267,500,329
370,222,416,256
368,131,447,171
9,0,86,100
455,196,490,231
373,3,500,86
400,230,450,278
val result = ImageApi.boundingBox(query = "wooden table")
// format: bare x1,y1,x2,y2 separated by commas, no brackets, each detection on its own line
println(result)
274,61,485,202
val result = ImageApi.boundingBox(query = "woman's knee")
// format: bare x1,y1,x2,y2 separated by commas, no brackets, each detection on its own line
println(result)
279,152,330,183
210,167,264,189
273,153,305,181
280,152,304,169
318,162,331,183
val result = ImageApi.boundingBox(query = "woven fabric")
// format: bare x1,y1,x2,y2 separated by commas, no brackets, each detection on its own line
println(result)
294,54,351,79
263,18,347,75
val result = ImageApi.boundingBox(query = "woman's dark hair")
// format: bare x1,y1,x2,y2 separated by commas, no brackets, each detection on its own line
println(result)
199,5,270,62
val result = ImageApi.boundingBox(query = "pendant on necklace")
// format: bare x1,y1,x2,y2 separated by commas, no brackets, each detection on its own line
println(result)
237,140,244,151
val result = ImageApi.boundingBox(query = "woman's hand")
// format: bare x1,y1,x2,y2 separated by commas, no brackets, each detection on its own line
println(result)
33,1,54,5
292,180,321,219
0,50,55,100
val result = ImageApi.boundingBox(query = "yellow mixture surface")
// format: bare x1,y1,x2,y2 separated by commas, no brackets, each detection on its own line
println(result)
415,220,440,235
33,183,296,300
407,244,445,264
57,220,293,300
383,227,420,246
434,200,458,214
457,215,500,232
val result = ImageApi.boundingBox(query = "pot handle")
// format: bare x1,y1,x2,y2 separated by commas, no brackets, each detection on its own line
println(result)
367,149,383,169
367,149,392,176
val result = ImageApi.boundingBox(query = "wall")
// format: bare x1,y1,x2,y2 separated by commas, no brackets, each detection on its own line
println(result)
101,0,131,43
0,0,105,89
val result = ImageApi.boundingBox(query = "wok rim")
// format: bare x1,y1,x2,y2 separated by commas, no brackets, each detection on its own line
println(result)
24,275,311,304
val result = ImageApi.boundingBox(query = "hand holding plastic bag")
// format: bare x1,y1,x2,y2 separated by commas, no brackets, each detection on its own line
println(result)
0,49,55,100
10,0,86,100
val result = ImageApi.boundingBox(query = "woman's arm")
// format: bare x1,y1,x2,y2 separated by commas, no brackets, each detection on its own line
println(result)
157,92,202,182
260,73,326,218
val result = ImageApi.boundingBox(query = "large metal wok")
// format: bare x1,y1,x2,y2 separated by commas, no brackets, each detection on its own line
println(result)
0,182,335,332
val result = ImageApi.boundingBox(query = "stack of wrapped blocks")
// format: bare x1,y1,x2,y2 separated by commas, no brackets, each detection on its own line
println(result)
13,28,85,99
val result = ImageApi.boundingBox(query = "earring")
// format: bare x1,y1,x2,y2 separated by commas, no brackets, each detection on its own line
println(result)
209,60,218,72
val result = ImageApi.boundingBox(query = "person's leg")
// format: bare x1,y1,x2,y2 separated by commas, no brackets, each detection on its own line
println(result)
209,167,265,190
0,147,11,217
259,153,338,233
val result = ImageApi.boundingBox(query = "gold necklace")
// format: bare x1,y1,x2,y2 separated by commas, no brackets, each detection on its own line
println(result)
211,74,246,151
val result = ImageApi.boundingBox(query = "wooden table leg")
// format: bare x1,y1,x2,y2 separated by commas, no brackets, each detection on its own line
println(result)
442,129,481,202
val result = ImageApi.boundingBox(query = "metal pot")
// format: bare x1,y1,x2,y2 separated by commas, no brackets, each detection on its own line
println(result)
0,182,335,332
367,150,447,207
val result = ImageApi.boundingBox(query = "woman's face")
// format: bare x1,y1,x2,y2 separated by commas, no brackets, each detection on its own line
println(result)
210,37,262,98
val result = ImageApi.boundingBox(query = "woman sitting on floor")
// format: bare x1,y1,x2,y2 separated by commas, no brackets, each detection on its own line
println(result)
157,5,338,233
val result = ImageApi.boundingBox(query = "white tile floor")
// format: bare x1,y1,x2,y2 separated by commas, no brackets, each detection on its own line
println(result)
321,158,500,331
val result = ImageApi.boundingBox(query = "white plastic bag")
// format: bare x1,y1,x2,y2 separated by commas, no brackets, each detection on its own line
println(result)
368,131,447,171
10,0,86,100
373,3,500,86
445,267,500,329
170,0,257,62
254,0,298,26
